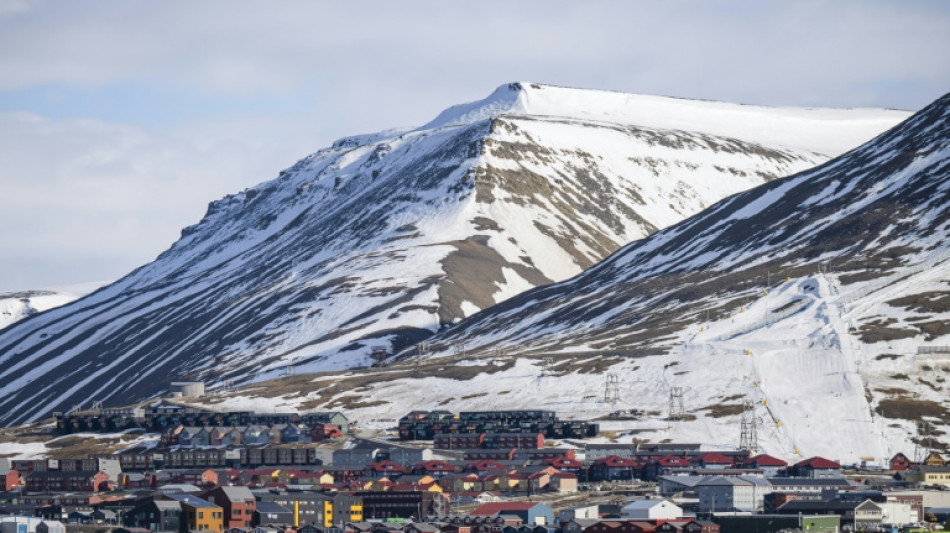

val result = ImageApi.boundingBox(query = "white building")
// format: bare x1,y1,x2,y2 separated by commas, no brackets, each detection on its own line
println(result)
558,504,599,523
620,499,683,520
878,501,915,526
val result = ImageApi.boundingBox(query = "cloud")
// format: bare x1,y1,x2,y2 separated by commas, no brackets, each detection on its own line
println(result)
0,111,322,290
0,0,948,289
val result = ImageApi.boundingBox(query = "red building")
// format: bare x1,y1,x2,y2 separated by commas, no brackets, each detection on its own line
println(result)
175,468,219,487
412,460,458,478
0,469,20,491
693,453,734,469
890,452,915,471
203,485,256,529
589,455,641,481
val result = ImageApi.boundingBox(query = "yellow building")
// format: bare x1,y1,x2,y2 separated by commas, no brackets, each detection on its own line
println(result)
922,452,947,467
173,494,224,532
911,465,950,487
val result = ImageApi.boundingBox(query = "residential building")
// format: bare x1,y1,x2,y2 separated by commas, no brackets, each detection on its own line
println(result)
908,465,950,487
203,486,256,529
788,457,843,479
471,502,554,526
126,499,182,532
253,501,293,527
25,471,111,493
168,493,224,533
357,491,445,520
0,470,20,491
741,454,788,477
889,453,915,471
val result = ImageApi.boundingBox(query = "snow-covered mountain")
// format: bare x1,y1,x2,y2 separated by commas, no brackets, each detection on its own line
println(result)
0,282,107,331
375,91,948,462
0,83,908,425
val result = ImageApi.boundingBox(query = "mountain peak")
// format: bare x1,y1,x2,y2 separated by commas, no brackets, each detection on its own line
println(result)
422,82,910,156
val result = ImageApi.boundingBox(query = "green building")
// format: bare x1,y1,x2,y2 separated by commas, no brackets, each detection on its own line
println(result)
716,514,840,533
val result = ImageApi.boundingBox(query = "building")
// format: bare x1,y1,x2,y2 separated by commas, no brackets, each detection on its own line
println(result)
25,471,111,493
0,470,20,491
357,491,445,520
169,382,205,398
619,500,682,521
877,501,915,526
742,455,788,477
589,456,639,481
776,499,867,528
908,465,950,487
203,486,256,529
253,501,293,527
0,518,66,533
693,476,770,512
766,477,853,496
714,514,840,533
889,453,915,471
788,457,843,478
922,452,947,467
167,493,224,533
301,412,351,434
471,502,554,526
126,499,182,532
558,505,600,523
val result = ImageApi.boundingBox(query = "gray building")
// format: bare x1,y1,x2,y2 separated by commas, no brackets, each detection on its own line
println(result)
694,476,770,512
169,382,205,398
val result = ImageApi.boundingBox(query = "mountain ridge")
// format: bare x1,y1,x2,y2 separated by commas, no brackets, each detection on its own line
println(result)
0,84,911,426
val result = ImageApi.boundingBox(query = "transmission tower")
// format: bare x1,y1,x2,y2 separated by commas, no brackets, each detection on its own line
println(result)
914,421,931,463
739,399,758,453
417,341,430,357
491,345,507,361
604,373,621,403
453,341,467,358
668,387,686,421
284,365,296,377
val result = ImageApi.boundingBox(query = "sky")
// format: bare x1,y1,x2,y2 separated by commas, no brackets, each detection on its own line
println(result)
1,1,949,291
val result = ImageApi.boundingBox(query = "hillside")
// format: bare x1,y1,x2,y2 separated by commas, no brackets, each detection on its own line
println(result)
200,92,950,465
0,83,909,425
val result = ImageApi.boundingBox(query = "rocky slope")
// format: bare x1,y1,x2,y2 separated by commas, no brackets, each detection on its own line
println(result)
0,83,908,425
380,91,949,462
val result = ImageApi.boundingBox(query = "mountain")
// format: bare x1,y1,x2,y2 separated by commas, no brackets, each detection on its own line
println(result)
376,91,948,461
0,83,908,426
0,282,108,331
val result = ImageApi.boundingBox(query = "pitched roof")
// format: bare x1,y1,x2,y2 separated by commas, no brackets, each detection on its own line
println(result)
748,454,788,467
695,476,754,486
697,452,733,464
794,456,841,469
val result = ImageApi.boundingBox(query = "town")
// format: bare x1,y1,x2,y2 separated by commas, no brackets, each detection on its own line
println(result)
1,390,948,533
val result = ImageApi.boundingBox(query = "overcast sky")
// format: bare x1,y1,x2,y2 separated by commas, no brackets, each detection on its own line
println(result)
1,0,948,291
